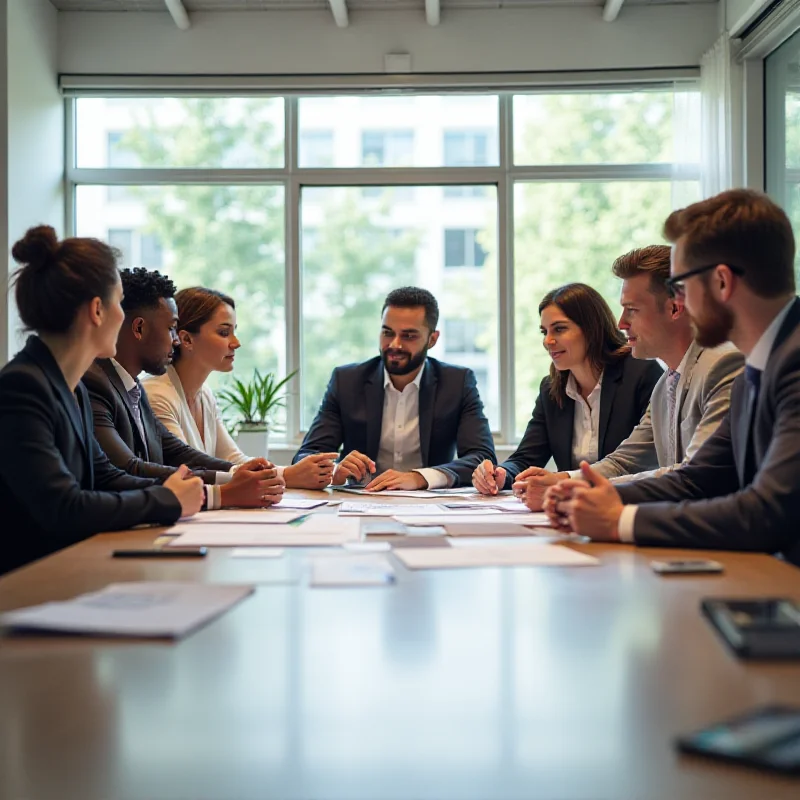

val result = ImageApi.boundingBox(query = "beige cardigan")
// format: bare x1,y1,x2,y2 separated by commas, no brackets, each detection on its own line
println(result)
142,366,249,466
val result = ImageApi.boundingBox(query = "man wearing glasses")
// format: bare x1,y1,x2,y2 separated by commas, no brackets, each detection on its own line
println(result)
543,189,800,566
514,245,744,510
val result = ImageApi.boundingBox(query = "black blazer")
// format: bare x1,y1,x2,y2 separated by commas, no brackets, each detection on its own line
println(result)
0,337,182,576
294,356,496,486
83,359,232,483
617,298,800,566
500,354,664,488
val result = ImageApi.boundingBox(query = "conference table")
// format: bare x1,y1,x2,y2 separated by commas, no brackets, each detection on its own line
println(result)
0,488,799,800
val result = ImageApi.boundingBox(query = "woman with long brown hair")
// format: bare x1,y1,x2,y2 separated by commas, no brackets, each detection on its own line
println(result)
143,286,336,489
473,282,663,494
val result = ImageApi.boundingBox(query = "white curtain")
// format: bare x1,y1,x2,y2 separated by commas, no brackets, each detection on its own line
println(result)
699,34,736,196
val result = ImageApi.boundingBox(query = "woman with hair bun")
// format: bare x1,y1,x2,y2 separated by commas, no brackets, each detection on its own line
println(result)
0,225,204,575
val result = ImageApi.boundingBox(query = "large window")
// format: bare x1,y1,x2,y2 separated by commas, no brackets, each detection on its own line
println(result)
68,86,699,443
766,29,800,273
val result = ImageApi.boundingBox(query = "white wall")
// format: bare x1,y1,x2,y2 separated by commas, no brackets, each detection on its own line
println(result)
59,6,719,75
3,0,63,359
725,0,772,37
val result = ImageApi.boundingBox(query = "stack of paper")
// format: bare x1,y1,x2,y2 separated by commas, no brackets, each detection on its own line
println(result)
310,554,396,587
183,509,304,525
394,513,551,527
272,498,328,510
0,582,253,639
338,502,495,517
394,545,599,570
168,516,361,548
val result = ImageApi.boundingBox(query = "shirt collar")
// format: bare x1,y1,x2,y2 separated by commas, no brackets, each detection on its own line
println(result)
673,343,694,378
746,298,796,371
110,358,138,393
565,370,602,403
383,360,426,391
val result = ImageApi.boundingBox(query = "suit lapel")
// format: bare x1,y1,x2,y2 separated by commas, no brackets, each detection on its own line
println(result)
673,341,702,456
98,359,149,458
364,361,385,460
733,377,753,486
418,362,437,467
597,360,623,456
25,337,90,465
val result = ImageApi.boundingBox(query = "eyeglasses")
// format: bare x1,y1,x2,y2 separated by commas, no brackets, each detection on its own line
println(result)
665,263,745,297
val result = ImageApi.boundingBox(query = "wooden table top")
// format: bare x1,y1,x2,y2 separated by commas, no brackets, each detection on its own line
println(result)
1,489,799,799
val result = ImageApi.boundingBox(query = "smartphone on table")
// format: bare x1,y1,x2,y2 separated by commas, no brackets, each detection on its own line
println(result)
651,559,724,574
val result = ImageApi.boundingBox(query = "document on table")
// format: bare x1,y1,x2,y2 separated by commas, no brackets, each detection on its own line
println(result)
338,502,491,517
168,516,361,548
182,509,305,525
443,498,530,513
442,522,536,537
394,513,550,527
272,498,329,510
331,487,443,498
310,554,396,587
0,582,253,639
394,545,599,570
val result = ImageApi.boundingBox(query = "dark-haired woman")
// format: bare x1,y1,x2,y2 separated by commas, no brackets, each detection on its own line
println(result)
0,226,204,575
473,282,663,494
143,287,337,489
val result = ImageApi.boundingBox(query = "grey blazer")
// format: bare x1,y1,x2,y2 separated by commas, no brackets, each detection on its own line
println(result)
616,298,800,566
592,341,744,482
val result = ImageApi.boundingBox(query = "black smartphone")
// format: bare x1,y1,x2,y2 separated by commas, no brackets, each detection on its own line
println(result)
112,548,207,558
651,559,724,574
676,705,800,775
702,598,800,659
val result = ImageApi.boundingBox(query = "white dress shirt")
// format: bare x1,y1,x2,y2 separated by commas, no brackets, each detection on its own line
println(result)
376,364,450,489
565,372,603,470
618,298,796,542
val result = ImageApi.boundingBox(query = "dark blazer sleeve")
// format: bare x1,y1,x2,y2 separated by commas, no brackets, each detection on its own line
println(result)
499,379,553,488
434,368,496,486
86,378,231,483
293,370,343,462
0,371,181,539
617,362,800,559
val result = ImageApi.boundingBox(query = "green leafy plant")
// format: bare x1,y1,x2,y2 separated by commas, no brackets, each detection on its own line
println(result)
218,369,298,429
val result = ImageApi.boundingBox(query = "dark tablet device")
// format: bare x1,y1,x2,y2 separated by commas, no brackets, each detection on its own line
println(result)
701,598,800,659
676,705,800,776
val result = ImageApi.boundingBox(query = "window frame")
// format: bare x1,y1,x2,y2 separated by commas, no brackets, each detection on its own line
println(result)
64,82,699,446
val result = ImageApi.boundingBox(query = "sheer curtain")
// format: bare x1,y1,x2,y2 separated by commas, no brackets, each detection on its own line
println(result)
698,34,738,196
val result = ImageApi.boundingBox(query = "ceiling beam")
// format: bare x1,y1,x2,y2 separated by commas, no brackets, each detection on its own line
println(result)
425,0,440,26
602,0,625,22
328,0,350,28
164,0,191,30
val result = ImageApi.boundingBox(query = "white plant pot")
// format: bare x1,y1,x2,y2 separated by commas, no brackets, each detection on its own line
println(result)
236,425,269,460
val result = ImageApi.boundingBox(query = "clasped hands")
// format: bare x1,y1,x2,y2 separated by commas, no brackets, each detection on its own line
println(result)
330,450,428,491
472,459,625,541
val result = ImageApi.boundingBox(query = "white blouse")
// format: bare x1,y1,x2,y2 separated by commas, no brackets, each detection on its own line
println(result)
142,366,249,466
564,371,603,469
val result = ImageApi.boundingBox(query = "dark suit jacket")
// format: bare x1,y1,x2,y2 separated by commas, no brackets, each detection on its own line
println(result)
83,359,232,483
0,337,182,576
617,298,800,566
500,354,664,488
294,356,496,486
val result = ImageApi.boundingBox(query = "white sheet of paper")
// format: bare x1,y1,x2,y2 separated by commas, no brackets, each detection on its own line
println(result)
230,548,285,558
443,523,535,537
271,498,328,510
167,516,361,548
449,536,552,548
338,502,478,516
443,498,530,513
310,554,396,586
394,545,599,570
0,582,253,639
394,513,536,527
184,509,304,525
331,487,442,498
343,541,391,552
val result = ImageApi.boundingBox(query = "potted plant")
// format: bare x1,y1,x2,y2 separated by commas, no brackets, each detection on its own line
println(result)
217,369,297,459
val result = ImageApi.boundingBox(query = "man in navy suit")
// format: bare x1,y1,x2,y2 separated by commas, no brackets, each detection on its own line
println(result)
545,189,800,566
295,287,496,490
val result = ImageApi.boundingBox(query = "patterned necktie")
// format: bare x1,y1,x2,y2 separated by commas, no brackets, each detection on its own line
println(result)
666,369,681,463
127,382,147,450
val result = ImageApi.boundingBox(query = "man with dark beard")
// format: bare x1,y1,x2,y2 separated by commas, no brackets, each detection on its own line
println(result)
294,286,495,490
542,189,800,566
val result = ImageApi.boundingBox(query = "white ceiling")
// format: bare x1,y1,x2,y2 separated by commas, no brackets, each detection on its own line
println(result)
49,0,717,10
